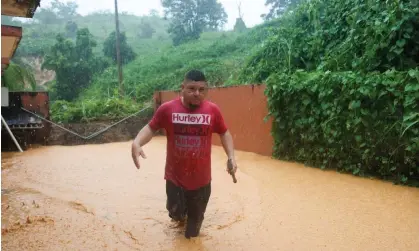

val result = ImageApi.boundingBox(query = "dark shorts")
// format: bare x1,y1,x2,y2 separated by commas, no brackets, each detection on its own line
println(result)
166,180,211,238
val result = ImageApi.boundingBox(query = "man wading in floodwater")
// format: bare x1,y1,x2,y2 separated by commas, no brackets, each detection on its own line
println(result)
131,69,237,239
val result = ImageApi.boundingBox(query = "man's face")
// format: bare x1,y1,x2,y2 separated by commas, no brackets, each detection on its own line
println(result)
181,81,207,108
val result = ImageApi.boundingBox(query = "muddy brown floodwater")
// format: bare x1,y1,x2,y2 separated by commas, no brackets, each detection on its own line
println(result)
2,136,419,251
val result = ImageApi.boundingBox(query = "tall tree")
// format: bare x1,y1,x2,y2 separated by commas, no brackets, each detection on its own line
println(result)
138,20,156,39
65,20,78,39
161,0,227,45
50,0,79,21
42,28,102,101
262,0,302,20
103,31,136,65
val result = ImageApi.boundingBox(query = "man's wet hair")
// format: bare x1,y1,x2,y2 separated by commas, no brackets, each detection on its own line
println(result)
184,69,206,82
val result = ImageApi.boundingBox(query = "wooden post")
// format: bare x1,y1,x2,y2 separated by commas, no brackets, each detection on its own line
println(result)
114,0,124,96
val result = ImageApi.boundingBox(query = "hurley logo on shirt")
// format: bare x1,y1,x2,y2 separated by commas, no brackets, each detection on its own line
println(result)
172,113,211,125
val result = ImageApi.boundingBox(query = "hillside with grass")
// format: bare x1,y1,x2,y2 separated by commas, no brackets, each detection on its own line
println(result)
2,7,170,57
48,19,278,122
1,2,171,93
2,0,266,122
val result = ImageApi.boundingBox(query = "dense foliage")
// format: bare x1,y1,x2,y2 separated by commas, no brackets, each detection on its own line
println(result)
238,0,419,82
2,62,38,91
42,28,109,101
240,0,419,184
50,96,151,123
103,31,136,64
266,70,418,184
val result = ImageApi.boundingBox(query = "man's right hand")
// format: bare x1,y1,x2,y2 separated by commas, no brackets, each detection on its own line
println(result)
131,142,147,169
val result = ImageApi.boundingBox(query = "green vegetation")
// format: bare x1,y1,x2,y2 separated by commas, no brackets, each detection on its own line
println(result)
103,31,136,65
1,4,170,58
82,30,264,103
1,1,171,122
3,0,273,124
3,0,418,184
267,70,418,185
50,97,151,123
42,28,109,101
2,62,39,91
248,0,418,184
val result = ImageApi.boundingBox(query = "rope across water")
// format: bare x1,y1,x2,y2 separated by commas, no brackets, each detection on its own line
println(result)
20,105,152,140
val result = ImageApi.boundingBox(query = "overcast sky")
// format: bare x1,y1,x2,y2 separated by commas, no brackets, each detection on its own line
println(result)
38,0,269,30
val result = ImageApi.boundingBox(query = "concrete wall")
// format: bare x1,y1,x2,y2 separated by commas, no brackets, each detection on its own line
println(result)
154,84,273,156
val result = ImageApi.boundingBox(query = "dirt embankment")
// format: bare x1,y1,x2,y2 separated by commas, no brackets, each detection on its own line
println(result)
47,116,151,146
20,56,55,86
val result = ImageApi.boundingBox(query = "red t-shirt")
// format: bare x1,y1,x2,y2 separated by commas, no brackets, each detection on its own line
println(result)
148,97,228,190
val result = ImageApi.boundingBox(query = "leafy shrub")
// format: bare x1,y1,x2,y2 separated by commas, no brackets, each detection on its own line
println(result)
50,96,149,123
1,62,37,91
234,0,419,185
265,69,419,184
238,0,419,83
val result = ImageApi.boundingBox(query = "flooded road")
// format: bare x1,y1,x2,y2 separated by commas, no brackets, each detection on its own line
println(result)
2,136,419,251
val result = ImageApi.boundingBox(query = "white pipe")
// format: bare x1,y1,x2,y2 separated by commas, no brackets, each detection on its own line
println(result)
1,115,23,152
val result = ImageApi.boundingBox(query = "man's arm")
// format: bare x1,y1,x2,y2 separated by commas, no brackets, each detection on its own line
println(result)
220,130,235,159
133,124,155,148
132,105,165,169
212,104,238,174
